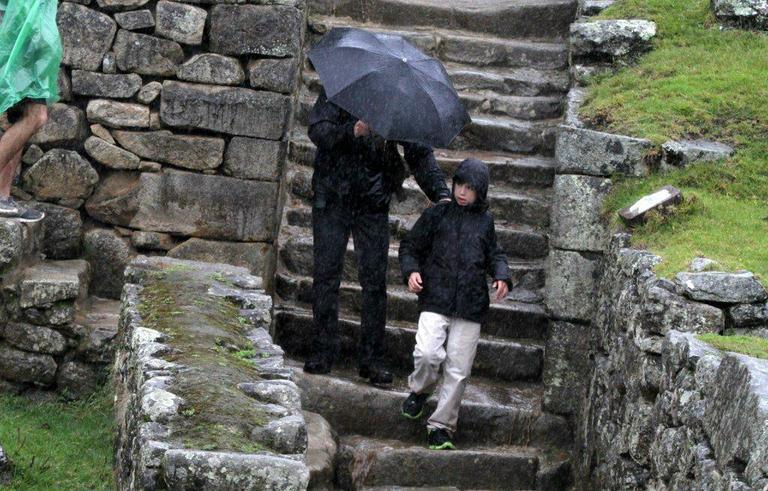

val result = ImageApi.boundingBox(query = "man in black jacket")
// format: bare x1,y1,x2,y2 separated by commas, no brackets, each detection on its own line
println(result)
398,158,511,450
305,89,451,384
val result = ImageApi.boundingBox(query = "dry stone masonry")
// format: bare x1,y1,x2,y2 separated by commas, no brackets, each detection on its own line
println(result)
115,256,309,491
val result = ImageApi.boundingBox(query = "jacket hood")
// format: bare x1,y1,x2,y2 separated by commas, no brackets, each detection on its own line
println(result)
452,158,490,211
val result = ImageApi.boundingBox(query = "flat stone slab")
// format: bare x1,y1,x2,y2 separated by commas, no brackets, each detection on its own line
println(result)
112,130,224,170
209,5,303,57
675,271,768,304
662,139,734,169
570,19,657,61
619,185,683,226
130,170,279,242
556,125,655,177
19,259,90,308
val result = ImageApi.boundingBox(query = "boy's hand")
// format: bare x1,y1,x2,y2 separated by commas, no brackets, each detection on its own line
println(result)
493,280,509,301
408,272,423,293
354,120,371,137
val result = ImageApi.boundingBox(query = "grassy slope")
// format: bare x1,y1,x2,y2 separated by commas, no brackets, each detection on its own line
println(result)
0,390,115,490
580,0,768,278
698,333,768,360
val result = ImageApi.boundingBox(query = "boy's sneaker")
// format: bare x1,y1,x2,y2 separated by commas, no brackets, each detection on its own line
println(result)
359,364,393,385
0,197,20,216
13,207,45,223
427,428,456,450
401,392,430,420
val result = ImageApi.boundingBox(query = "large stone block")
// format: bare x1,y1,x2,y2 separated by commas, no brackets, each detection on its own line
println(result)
85,171,142,226
83,228,135,299
155,1,207,45
676,271,767,304
112,130,224,170
71,70,142,99
223,137,285,181
130,170,279,242
167,238,273,276
546,248,602,322
85,136,141,170
0,343,57,385
543,320,591,415
114,30,185,76
176,54,245,86
57,3,117,71
57,361,103,400
248,58,298,94
556,125,655,177
209,5,303,57
551,174,612,252
1,322,67,355
642,282,724,335
570,20,657,61
86,99,150,129
29,103,89,147
36,202,83,259
712,0,768,30
160,81,290,139
23,149,99,201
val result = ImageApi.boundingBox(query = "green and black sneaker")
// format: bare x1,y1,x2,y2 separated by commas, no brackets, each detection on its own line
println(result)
427,428,456,450
401,392,430,420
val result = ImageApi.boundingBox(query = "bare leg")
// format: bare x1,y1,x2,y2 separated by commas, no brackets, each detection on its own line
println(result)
0,149,23,198
0,104,48,198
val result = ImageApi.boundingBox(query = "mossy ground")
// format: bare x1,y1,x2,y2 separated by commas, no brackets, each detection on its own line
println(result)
137,267,272,454
581,0,768,279
698,334,768,359
0,389,115,490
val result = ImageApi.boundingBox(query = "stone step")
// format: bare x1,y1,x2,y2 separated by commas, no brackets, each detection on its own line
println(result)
308,0,577,41
275,273,549,341
449,114,559,154
287,134,557,189
308,16,570,70
286,167,552,228
73,296,120,365
302,62,570,98
0,218,42,277
275,307,544,382
291,362,571,450
16,259,90,310
277,230,547,288
337,435,539,490
282,203,550,261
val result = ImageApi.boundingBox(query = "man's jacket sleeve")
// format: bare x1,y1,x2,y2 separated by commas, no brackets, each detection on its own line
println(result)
307,90,356,152
486,220,512,288
398,207,439,284
402,142,451,203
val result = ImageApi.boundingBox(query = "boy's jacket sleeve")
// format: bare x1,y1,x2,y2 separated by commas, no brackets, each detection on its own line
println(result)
307,90,356,152
402,142,451,203
487,221,512,288
398,206,439,284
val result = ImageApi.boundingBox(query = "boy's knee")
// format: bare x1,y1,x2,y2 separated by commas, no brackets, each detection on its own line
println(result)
418,347,445,367
28,104,48,129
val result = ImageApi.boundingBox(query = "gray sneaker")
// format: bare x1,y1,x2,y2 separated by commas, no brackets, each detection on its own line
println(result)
0,197,20,216
13,207,45,223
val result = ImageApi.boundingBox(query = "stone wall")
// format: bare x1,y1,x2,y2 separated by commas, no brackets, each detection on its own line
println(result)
576,234,768,489
7,1,307,298
114,256,308,490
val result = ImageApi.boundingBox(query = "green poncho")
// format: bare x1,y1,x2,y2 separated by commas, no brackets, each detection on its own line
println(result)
0,0,62,114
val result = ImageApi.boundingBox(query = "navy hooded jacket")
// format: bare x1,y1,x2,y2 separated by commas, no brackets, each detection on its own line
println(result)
398,159,512,323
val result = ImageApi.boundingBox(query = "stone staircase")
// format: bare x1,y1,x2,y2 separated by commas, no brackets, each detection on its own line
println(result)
275,0,577,488
0,218,120,397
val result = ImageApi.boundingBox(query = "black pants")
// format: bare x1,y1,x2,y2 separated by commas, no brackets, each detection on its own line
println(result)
311,203,389,368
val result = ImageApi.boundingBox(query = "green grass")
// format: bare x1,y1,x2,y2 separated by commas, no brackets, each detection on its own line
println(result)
580,0,768,278
0,390,115,490
698,334,768,359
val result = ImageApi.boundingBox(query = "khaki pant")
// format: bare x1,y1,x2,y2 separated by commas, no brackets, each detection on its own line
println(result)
408,311,481,434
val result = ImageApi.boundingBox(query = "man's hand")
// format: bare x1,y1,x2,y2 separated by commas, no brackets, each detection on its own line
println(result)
493,280,509,301
408,272,423,293
354,120,371,138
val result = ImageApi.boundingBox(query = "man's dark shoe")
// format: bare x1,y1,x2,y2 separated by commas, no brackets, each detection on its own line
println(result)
401,392,430,420
359,364,393,385
427,428,456,450
304,355,332,374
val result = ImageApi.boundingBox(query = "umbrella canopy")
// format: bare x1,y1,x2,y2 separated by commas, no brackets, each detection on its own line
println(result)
308,27,471,148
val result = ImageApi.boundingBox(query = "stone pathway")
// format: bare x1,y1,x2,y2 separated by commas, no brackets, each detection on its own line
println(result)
275,0,578,488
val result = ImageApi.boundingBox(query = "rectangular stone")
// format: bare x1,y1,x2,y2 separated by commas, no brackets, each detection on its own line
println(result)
160,81,290,139
543,320,591,416
130,170,279,242
551,174,612,252
545,248,602,322
556,125,655,177
209,5,302,57
223,137,285,181
619,185,682,227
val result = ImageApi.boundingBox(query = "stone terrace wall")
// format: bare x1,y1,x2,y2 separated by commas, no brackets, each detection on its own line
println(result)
5,1,307,298
115,256,308,490
576,234,768,489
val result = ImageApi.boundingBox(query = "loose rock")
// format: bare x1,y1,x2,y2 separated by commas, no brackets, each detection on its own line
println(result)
661,140,734,170
618,185,683,227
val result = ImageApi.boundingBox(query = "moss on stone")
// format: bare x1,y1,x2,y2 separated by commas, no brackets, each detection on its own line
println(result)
136,268,275,454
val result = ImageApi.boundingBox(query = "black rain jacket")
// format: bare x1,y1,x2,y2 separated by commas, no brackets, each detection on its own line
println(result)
398,159,512,324
308,89,450,212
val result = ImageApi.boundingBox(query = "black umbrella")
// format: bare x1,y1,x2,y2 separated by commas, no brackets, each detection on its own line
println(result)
308,27,471,148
